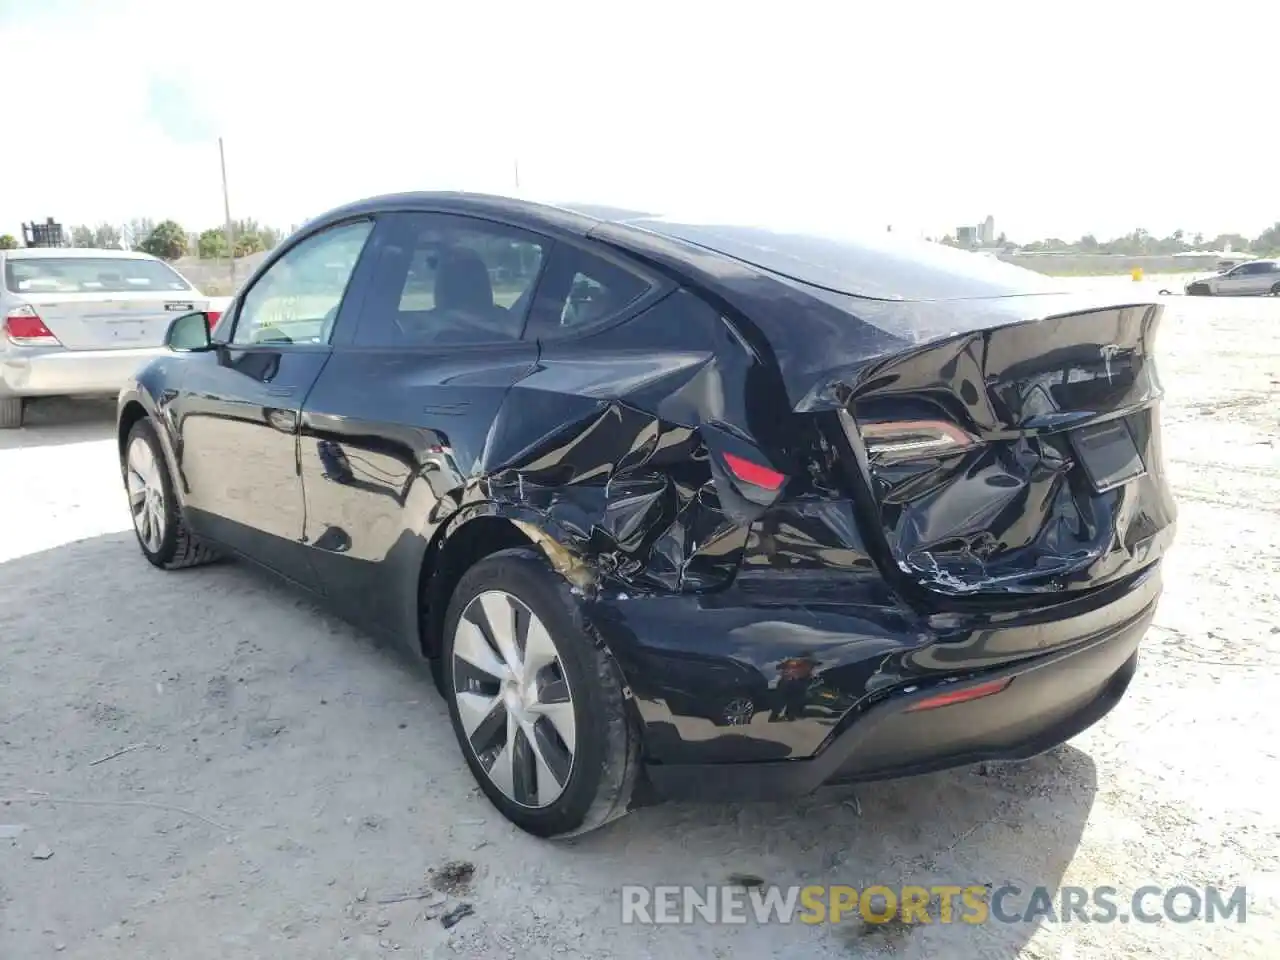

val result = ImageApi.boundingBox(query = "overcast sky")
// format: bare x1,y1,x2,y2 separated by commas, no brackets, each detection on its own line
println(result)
1,0,1274,244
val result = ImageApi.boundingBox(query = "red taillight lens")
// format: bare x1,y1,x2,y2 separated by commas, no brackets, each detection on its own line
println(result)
205,311,221,327
905,677,1011,712
3,305,59,344
722,452,786,491
859,419,977,464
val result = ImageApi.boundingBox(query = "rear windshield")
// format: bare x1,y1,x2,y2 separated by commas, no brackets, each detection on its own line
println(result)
625,219,1059,301
3,257,193,294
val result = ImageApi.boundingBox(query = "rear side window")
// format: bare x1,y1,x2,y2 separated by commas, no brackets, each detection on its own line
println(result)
525,245,652,339
3,257,192,294
353,212,547,348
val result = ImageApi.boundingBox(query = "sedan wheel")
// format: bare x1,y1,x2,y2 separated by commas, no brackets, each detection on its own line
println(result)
452,591,577,808
0,397,25,429
442,548,639,837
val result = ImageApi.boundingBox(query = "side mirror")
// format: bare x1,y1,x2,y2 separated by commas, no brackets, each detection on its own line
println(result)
165,311,213,352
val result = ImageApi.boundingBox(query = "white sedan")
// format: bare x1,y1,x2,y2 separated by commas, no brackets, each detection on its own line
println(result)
1184,259,1280,297
0,247,227,428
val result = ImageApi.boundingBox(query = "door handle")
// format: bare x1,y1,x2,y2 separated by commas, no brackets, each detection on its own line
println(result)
266,386,296,398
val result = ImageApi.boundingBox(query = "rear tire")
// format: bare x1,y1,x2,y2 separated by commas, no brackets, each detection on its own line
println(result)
441,547,639,838
0,397,25,429
1270,282,1280,297
123,418,221,570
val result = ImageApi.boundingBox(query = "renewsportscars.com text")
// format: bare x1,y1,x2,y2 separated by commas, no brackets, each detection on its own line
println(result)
620,884,1248,926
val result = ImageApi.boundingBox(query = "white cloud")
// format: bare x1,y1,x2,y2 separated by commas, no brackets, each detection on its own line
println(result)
1,0,1276,243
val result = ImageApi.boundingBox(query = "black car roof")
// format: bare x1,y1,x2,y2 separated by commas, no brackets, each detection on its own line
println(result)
306,192,606,238
306,192,1056,302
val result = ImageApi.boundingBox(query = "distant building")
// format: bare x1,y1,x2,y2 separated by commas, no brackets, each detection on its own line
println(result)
21,218,65,248
954,216,997,250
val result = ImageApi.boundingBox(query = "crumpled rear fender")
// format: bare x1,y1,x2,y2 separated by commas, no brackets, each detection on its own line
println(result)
428,289,814,597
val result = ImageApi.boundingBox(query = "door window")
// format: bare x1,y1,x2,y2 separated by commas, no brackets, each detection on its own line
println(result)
232,220,374,346
353,213,546,347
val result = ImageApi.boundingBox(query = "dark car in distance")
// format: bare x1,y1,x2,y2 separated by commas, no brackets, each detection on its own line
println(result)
116,193,1175,838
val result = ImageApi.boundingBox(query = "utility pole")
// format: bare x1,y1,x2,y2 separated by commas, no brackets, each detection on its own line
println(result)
219,137,236,287
513,158,520,193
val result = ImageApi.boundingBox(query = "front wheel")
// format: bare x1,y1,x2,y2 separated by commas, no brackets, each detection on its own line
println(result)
123,418,221,569
441,548,639,838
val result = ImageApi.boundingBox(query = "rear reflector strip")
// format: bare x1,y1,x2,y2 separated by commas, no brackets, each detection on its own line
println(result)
904,676,1012,712
722,452,786,491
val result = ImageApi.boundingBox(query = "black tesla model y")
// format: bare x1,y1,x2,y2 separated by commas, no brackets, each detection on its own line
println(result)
116,194,1175,837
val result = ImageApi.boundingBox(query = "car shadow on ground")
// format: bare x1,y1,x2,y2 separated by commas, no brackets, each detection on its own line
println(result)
575,749,1097,956
0,534,1097,959
0,397,117,450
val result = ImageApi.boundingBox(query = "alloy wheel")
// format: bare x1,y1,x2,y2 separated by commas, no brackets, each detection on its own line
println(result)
721,697,756,726
126,436,166,553
452,590,577,808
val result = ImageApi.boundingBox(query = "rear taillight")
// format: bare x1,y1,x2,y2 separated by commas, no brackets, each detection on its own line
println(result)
722,451,786,491
3,305,60,345
205,311,221,327
859,419,977,464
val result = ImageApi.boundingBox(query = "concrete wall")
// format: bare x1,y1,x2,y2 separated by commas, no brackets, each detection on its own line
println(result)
999,253,1222,275
173,250,272,294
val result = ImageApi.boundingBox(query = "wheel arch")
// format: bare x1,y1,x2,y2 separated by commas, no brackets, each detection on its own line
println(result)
418,498,627,661
418,506,535,661
118,391,188,509
117,397,150,464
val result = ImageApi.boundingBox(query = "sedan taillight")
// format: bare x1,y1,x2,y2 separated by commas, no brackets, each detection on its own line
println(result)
3,305,60,345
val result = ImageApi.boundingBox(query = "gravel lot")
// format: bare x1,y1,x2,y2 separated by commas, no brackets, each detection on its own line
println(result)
2,290,1277,959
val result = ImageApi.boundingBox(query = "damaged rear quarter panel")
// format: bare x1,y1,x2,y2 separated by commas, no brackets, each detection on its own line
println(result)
479,288,796,595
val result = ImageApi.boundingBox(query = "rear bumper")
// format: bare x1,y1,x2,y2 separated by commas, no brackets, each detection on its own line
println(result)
0,345,166,397
644,618,1144,801
584,562,1161,801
